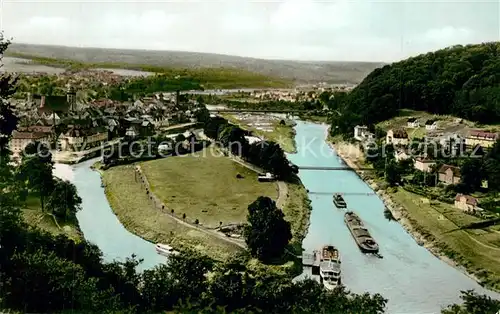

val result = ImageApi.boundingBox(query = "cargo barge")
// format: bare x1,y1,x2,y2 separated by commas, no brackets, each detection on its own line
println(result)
344,211,379,254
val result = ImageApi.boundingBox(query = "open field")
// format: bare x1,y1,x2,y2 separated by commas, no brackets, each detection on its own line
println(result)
392,189,500,290
141,149,277,228
222,113,297,153
22,196,81,241
377,109,500,139
5,43,383,84
103,165,242,260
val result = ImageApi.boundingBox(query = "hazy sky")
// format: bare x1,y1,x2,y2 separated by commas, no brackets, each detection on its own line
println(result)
1,1,499,62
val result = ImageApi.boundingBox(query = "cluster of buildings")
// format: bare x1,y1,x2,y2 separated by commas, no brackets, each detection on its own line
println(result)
251,90,298,102
241,84,355,103
406,117,438,130
20,69,130,91
353,123,500,214
9,87,201,160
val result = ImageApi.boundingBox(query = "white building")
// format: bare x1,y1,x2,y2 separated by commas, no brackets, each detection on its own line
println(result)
394,150,410,162
407,118,420,128
425,120,438,130
354,125,374,142
10,131,51,159
59,126,107,151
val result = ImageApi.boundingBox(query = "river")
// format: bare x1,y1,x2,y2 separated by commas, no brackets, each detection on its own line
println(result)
54,120,498,313
54,160,165,271
288,121,498,313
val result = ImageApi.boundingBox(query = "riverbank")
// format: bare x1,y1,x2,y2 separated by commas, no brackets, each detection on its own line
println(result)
97,162,243,261
330,138,500,292
53,139,121,165
21,196,82,241
94,141,311,265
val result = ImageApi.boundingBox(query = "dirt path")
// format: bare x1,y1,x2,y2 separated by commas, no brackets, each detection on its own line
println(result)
198,133,288,209
134,165,246,249
224,150,288,209
276,181,288,209
161,122,197,130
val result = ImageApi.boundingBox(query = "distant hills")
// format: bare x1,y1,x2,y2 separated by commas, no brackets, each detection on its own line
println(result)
4,43,383,85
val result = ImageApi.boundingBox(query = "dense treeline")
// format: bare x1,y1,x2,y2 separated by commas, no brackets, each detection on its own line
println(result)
202,113,298,179
105,75,202,101
331,42,500,135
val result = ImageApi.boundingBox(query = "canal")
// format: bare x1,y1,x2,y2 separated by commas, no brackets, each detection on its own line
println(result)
287,121,498,313
54,119,498,313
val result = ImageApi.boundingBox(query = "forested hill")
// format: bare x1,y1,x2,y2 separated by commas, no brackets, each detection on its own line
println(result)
331,42,500,135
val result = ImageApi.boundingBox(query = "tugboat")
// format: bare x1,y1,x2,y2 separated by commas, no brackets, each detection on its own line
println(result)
344,211,379,254
155,243,179,257
318,245,341,290
333,193,347,208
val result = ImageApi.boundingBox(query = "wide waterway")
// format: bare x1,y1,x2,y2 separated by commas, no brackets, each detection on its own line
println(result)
54,120,499,313
54,160,165,271
288,121,498,313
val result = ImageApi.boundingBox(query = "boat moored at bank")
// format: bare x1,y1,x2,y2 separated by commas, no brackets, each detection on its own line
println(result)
318,245,341,289
155,243,179,257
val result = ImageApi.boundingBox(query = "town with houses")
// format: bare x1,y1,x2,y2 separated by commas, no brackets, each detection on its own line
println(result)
9,84,202,164
353,117,500,215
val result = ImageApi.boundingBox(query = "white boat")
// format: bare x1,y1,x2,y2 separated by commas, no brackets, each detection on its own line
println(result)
155,243,178,256
258,172,276,182
319,245,341,290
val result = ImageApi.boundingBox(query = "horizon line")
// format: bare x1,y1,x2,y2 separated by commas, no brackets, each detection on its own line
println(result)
8,41,387,65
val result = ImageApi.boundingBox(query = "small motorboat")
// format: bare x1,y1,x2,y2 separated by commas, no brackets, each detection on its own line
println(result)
333,193,347,208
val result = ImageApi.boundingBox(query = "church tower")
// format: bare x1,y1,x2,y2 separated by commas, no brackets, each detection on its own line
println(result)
66,84,77,111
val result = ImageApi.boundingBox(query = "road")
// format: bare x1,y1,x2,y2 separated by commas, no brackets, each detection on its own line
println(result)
160,122,197,130
221,148,288,209
134,165,246,249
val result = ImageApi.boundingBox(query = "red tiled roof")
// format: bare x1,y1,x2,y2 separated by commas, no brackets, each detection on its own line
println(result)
469,130,498,140
18,125,53,133
391,128,408,138
455,193,478,206
12,131,47,140
438,164,461,177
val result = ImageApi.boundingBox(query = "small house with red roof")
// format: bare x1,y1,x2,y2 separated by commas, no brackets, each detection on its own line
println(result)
454,194,480,213
438,164,461,185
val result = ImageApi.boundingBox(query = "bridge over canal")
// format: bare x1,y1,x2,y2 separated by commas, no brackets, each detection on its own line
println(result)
208,108,308,114
297,166,376,171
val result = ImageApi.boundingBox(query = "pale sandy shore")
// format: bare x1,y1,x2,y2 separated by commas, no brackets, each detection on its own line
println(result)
53,163,74,181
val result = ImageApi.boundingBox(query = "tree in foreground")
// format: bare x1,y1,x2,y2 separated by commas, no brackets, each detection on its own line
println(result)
441,290,500,314
244,196,292,262
46,178,82,221
18,141,54,210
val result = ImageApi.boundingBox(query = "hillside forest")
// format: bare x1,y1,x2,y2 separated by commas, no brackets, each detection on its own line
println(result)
329,42,500,135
